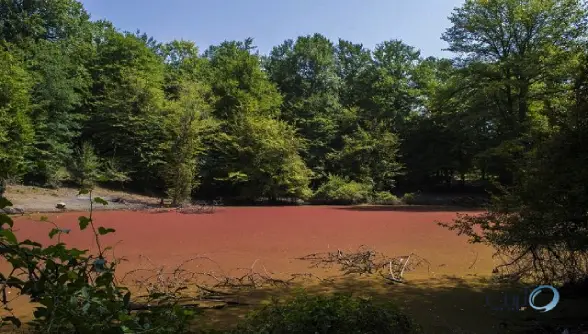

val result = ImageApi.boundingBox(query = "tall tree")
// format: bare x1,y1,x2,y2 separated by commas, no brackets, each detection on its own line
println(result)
0,46,34,193
161,81,216,205
86,28,167,191
204,38,282,120
25,39,92,185
442,0,588,184
0,0,94,186
266,34,342,182
199,40,310,201
334,39,373,108
0,0,91,44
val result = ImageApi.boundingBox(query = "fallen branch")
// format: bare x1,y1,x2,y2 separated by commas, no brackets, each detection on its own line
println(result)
296,245,430,283
121,255,322,311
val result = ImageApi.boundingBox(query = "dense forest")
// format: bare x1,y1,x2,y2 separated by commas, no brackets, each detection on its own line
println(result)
1,0,588,207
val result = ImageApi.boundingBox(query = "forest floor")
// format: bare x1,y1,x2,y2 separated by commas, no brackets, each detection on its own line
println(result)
3,184,160,213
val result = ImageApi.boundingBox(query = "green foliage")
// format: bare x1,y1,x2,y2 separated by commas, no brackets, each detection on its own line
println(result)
0,46,34,183
229,292,421,334
68,142,101,188
331,121,403,191
162,81,215,205
371,191,401,205
202,114,312,202
442,107,588,284
401,192,418,205
25,39,92,187
435,0,588,286
0,0,91,44
87,28,167,189
312,175,373,205
99,157,131,185
265,34,343,179
204,39,282,120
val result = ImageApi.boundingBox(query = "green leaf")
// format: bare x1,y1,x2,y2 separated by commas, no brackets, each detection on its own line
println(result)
78,216,91,230
0,198,13,209
0,230,17,244
93,197,108,206
33,307,48,319
48,228,61,239
68,248,87,258
123,291,131,306
78,188,90,195
39,216,48,222
19,239,42,247
0,215,14,228
98,227,116,235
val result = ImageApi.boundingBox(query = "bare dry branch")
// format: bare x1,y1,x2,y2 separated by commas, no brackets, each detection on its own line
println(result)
296,245,430,283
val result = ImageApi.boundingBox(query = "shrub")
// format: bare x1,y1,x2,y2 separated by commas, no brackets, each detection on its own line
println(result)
371,191,401,205
68,142,101,188
312,175,373,205
401,192,418,204
229,292,421,334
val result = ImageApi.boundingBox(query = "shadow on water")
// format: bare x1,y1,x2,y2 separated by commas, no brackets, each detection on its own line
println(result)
336,205,485,213
197,275,588,334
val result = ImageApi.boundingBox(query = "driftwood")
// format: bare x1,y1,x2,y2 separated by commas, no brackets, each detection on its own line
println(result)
120,255,322,312
118,245,429,312
296,245,430,283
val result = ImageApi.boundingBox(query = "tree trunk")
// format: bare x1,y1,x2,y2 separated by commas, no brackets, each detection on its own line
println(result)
518,81,530,129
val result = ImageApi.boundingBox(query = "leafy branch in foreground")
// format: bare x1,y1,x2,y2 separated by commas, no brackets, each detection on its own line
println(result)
0,188,197,333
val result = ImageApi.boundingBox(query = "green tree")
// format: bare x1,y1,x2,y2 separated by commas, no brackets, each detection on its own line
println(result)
204,38,282,120
159,40,209,100
232,115,312,201
335,39,373,108
0,46,34,193
442,0,588,184
366,40,421,132
26,39,92,186
265,34,342,182
0,0,94,186
199,39,311,201
86,28,167,192
161,81,216,206
68,141,101,188
0,0,91,44
441,1,588,285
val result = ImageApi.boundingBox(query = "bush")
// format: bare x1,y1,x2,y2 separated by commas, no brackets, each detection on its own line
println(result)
401,192,418,204
371,191,401,205
312,175,373,205
68,142,101,188
229,292,421,334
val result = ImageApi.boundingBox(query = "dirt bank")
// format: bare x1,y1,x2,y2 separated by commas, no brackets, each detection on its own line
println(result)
3,185,160,214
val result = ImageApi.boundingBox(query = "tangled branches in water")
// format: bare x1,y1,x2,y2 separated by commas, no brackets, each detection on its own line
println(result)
296,245,430,283
121,255,325,310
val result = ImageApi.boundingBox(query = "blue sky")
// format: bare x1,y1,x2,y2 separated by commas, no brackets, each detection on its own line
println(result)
80,0,464,57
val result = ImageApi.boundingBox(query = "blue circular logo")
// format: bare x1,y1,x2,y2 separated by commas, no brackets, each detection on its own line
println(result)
528,285,560,313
